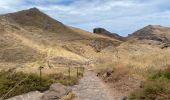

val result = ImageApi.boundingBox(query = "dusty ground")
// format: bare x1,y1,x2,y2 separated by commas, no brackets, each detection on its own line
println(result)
106,74,143,100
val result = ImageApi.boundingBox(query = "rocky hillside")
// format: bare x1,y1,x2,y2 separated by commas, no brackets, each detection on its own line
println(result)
128,25,170,42
128,25,170,48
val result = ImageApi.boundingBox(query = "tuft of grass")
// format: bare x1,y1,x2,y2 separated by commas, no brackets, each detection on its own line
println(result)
48,73,80,86
60,92,76,100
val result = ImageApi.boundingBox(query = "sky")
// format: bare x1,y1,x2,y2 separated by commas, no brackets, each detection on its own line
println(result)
0,0,170,36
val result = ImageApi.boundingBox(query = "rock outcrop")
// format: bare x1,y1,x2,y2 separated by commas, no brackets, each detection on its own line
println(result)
93,28,125,41
42,83,72,100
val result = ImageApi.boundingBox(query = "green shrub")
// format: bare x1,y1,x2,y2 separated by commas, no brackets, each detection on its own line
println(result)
149,71,170,80
129,70,170,100
0,69,83,99
0,70,52,99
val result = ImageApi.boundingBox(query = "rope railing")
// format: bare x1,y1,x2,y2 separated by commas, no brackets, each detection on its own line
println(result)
0,76,29,100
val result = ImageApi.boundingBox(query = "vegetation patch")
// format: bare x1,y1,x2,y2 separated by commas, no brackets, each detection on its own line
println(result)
129,67,170,100
0,69,83,99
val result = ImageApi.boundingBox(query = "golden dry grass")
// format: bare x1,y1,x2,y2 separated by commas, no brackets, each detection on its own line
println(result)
60,92,76,100
94,41,170,99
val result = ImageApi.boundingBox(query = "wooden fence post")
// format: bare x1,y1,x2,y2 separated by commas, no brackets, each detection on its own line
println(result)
77,67,79,78
68,66,71,78
39,66,44,86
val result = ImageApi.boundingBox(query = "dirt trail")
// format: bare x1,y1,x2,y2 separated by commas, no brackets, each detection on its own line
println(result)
72,70,114,100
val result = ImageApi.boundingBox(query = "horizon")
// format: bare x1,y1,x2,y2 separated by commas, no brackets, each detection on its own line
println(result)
0,0,170,36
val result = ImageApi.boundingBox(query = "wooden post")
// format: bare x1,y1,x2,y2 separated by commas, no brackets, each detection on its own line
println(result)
39,66,44,86
77,67,79,78
47,60,52,68
68,66,71,78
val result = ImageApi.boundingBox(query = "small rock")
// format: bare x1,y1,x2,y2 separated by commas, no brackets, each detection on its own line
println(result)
121,96,127,100
140,81,144,88
103,69,113,78
160,43,170,49
42,83,72,100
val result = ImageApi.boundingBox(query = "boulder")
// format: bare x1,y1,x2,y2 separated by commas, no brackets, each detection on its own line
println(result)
42,83,72,100
160,43,170,49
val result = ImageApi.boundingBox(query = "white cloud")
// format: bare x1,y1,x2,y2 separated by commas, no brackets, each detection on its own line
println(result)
0,0,170,36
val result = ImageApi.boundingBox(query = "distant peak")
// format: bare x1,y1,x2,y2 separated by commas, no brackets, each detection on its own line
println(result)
145,25,165,29
28,7,40,11
93,28,111,34
23,7,42,14
22,7,44,16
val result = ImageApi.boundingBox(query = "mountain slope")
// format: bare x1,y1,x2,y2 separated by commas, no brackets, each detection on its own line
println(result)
128,25,170,42
127,25,170,49
6,8,70,33
0,8,121,70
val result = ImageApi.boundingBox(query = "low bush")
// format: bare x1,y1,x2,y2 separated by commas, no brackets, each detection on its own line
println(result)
129,68,170,100
0,69,83,99
149,70,170,80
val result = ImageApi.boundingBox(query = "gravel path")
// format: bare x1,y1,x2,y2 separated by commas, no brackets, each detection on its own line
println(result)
72,70,114,100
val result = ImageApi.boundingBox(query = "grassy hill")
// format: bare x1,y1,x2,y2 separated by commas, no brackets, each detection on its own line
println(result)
0,8,121,71
0,7,122,99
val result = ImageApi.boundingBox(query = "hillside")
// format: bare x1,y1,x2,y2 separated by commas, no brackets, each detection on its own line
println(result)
128,25,170,40
127,25,170,49
0,8,121,70
94,25,170,99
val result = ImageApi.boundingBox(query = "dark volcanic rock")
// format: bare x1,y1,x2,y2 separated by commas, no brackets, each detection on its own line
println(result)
93,28,125,41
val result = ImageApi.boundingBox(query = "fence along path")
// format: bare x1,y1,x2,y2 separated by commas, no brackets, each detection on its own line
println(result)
1,66,83,100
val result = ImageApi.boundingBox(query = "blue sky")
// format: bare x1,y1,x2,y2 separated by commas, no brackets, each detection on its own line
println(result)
0,0,170,36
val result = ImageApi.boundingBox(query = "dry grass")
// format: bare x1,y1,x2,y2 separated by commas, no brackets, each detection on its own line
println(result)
97,42,170,76
0,8,121,74
94,42,170,99
60,92,76,100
